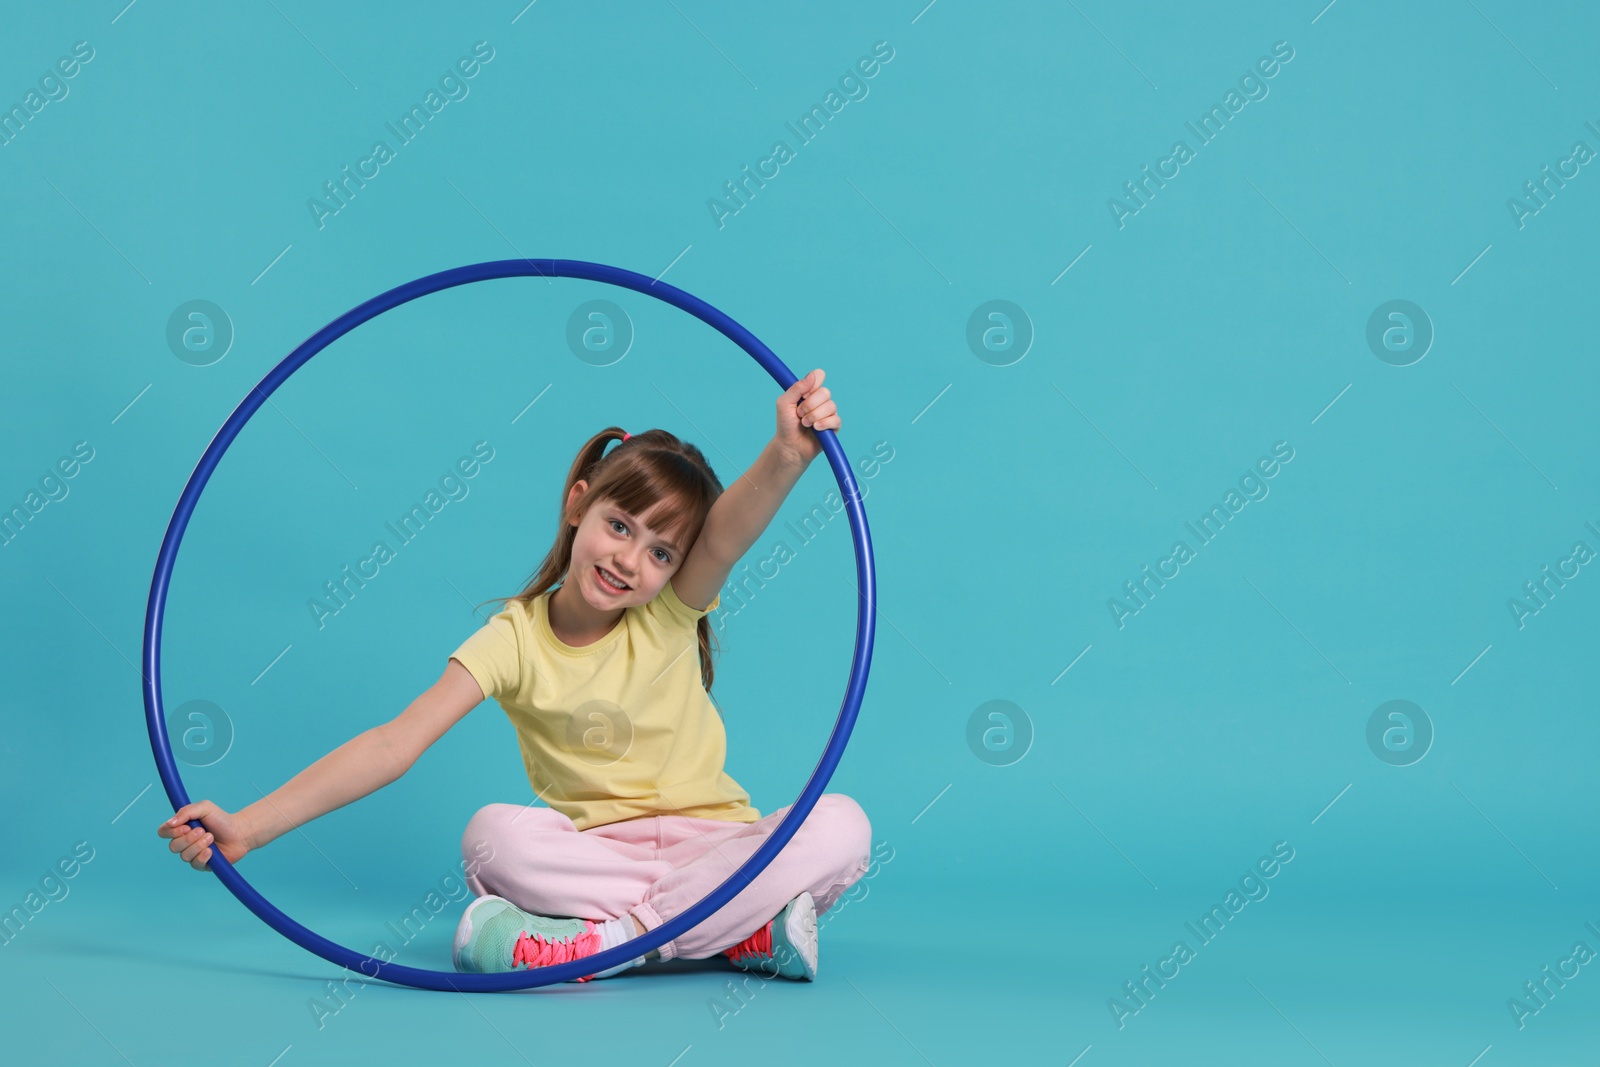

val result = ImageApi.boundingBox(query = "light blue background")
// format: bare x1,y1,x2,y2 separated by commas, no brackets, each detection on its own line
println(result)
3,1,1597,1064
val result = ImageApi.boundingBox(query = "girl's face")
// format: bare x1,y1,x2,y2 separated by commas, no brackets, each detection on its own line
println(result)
564,482,687,612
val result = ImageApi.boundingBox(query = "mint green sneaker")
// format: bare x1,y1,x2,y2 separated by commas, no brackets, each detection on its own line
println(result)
721,892,818,981
453,894,609,982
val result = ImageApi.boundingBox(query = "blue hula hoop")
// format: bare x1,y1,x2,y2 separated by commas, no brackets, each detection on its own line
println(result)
140,258,877,991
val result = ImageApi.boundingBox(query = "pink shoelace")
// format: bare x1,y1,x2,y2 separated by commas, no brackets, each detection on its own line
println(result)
512,920,603,982
722,921,773,963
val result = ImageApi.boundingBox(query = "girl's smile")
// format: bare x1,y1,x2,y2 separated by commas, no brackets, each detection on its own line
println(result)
593,563,631,596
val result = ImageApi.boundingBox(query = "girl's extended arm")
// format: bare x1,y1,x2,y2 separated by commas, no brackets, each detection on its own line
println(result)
672,368,840,611
697,439,808,559
157,659,486,870
237,725,409,848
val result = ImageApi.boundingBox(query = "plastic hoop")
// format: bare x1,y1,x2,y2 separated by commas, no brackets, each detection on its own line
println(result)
140,259,877,990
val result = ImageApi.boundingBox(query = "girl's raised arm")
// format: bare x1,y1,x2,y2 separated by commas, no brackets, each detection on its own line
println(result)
155,659,486,871
671,368,840,612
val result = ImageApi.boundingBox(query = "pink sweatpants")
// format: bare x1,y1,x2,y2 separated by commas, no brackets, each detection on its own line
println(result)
460,793,872,961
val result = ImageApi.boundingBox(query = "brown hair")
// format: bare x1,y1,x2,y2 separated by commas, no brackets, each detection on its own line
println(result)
483,427,726,692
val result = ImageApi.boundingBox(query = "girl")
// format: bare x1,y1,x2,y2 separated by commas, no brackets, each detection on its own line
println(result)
158,368,873,984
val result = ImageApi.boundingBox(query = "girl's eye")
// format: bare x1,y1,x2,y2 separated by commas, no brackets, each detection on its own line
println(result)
611,518,668,563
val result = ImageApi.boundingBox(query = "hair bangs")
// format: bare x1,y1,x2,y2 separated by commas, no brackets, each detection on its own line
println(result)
592,452,718,555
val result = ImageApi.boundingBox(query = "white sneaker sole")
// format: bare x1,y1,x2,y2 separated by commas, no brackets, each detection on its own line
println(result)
777,891,819,981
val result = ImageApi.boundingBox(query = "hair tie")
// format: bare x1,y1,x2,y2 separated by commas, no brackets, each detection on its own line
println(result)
621,431,632,442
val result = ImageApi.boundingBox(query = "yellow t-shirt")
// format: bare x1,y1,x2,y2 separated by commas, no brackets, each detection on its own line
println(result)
449,579,761,831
